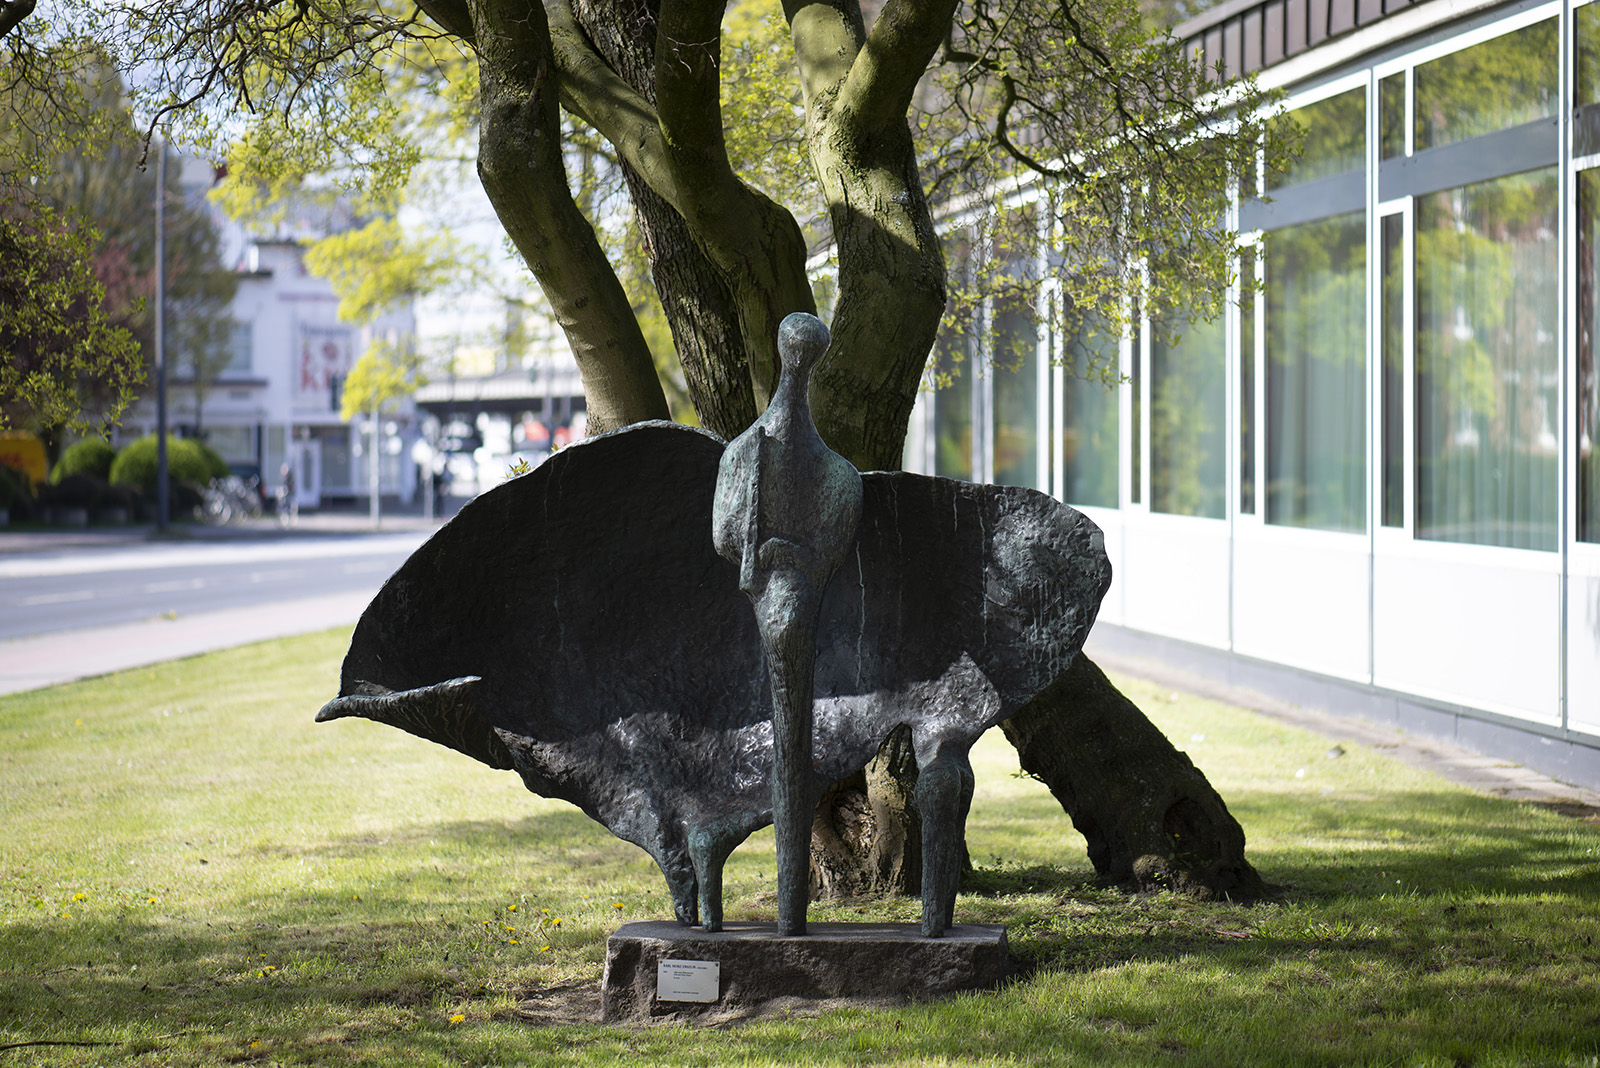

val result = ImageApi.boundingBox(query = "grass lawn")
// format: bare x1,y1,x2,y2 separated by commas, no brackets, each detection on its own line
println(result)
1,629,1598,1067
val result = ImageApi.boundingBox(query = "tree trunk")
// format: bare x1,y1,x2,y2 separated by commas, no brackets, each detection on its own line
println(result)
999,655,1267,900
810,725,921,897
569,0,759,440
807,653,1263,903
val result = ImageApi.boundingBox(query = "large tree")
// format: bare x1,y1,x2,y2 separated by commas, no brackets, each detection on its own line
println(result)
9,0,1290,898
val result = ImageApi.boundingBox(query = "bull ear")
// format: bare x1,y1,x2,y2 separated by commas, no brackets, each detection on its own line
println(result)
315,676,514,771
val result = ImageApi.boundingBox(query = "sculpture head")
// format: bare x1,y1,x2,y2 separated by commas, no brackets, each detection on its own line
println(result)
777,312,831,379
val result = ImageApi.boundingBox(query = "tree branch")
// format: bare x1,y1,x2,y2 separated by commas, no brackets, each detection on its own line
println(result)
466,0,669,432
837,0,958,136
0,0,35,41
653,0,728,172
545,0,682,214
781,0,860,120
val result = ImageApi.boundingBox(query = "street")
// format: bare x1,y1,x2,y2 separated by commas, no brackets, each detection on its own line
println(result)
0,533,425,641
0,525,432,695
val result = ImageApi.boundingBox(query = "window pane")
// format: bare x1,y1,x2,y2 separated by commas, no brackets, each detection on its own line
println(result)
1381,72,1405,160
1578,169,1600,541
1382,213,1405,528
1415,169,1558,550
1414,19,1556,152
227,323,252,373
1058,308,1120,508
1269,87,1365,190
933,337,973,480
934,235,975,480
1265,212,1367,532
1240,250,1256,515
993,291,1039,489
1131,305,1142,504
1150,312,1226,518
1577,4,1600,108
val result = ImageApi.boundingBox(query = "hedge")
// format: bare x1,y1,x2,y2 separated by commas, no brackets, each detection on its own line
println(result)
108,435,229,492
51,438,118,484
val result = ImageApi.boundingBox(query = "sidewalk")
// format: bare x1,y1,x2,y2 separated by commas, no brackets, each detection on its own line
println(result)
0,590,374,696
0,502,447,697
1088,639,1600,818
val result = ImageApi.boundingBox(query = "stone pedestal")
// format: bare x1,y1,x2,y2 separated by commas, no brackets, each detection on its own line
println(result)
601,920,1010,1022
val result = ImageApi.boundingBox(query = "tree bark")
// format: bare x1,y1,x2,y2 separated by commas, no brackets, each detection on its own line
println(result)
785,0,956,472
1000,655,1267,900
567,0,758,439
465,0,670,433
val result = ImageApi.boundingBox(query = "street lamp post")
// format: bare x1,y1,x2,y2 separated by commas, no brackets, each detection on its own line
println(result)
154,137,169,533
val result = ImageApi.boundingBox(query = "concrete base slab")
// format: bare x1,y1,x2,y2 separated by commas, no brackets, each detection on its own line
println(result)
601,920,1010,1022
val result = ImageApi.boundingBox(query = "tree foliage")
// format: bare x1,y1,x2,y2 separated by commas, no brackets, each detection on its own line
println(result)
0,201,143,435
0,41,238,440
2,0,1290,468
339,335,427,420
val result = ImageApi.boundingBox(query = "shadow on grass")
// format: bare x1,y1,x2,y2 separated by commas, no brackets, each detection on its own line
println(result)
2,788,1597,1064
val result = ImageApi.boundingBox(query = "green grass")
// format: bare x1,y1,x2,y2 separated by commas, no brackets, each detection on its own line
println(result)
2,630,1598,1067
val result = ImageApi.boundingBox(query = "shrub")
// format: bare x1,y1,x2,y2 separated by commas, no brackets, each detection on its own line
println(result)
51,438,117,483
0,463,33,514
37,473,108,510
109,435,229,491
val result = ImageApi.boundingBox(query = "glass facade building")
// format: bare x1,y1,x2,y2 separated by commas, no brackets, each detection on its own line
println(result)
902,0,1600,784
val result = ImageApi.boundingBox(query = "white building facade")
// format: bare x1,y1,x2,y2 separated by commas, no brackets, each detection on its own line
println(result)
903,0,1600,788
121,173,419,509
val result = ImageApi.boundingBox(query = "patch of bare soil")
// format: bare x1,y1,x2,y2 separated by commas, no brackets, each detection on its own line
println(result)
511,983,916,1029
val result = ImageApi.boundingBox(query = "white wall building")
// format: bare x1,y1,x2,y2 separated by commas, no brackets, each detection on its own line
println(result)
121,167,419,509
904,0,1600,790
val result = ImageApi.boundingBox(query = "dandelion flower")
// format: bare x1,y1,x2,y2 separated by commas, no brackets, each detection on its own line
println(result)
73,893,87,902
449,1014,465,1025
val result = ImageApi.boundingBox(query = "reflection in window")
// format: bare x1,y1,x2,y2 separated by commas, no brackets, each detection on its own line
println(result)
227,323,253,373
1382,214,1405,528
1380,73,1405,159
1265,213,1367,532
1056,307,1120,508
1577,4,1600,108
992,290,1039,489
1578,170,1600,541
932,332,973,480
1415,169,1558,551
1239,249,1256,515
1269,87,1365,190
1414,19,1556,151
1130,308,1142,504
934,236,974,480
1150,312,1226,518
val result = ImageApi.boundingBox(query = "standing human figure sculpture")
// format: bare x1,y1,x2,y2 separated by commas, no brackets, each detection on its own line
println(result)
711,312,864,936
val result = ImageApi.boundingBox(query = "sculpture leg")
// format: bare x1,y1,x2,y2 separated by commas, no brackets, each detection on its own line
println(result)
755,578,822,937
765,629,817,936
916,742,975,937
688,826,740,933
